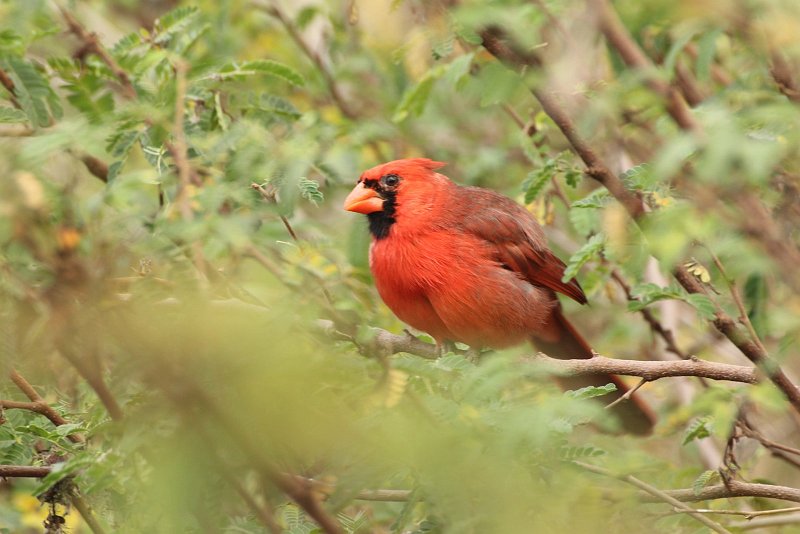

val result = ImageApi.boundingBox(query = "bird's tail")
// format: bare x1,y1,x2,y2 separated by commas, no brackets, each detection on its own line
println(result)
532,307,656,436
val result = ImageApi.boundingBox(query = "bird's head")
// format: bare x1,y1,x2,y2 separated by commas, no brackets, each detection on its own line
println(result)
343,158,449,239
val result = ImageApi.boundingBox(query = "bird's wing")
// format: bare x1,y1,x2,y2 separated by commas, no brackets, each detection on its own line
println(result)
453,187,587,304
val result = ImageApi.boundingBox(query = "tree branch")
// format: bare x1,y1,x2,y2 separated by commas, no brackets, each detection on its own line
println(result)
319,320,759,383
56,4,137,100
656,480,800,504
257,0,357,120
479,26,646,219
9,369,84,443
479,24,800,416
0,465,52,477
590,0,699,131
575,461,732,534
527,353,757,384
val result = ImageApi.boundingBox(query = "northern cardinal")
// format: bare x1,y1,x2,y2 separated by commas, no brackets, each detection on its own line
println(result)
344,158,655,435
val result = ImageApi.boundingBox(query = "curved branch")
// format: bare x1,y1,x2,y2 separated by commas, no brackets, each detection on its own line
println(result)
9,369,84,443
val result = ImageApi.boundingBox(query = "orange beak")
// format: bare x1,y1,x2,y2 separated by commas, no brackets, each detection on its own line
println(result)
343,182,384,214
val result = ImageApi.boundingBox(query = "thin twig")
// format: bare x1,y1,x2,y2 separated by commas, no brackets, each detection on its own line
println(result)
57,348,123,421
574,461,732,534
222,470,281,533
256,0,387,160
56,4,137,100
609,269,689,360
166,60,193,222
590,0,698,131
251,182,300,243
706,248,767,354
258,0,357,119
71,493,108,534
670,506,800,519
605,377,647,410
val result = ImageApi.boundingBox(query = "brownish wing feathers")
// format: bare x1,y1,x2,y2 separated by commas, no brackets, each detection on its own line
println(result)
453,187,586,304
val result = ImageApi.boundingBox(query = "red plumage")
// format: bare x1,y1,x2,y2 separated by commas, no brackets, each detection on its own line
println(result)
344,158,655,435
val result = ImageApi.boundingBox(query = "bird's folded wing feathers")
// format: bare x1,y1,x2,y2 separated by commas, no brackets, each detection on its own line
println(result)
454,187,587,304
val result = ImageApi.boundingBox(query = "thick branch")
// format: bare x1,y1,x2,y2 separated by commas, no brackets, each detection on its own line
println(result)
658,480,800,504
528,353,756,383
0,465,52,477
320,320,759,384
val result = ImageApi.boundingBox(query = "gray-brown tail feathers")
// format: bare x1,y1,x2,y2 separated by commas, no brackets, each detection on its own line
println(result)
532,308,656,436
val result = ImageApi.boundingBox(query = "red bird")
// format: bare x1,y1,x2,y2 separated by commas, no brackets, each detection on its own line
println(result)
344,158,655,435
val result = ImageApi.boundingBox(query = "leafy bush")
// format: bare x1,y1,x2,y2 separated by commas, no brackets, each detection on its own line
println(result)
1,0,800,533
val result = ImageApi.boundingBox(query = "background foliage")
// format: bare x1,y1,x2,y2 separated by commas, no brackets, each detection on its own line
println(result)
1,0,800,532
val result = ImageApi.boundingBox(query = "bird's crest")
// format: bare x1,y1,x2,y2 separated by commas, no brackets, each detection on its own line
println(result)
360,158,447,183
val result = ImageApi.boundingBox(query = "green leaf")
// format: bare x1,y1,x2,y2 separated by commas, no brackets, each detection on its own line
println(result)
562,234,605,282
1,55,61,127
695,29,722,81
455,25,482,45
444,53,473,90
393,71,439,123
0,106,27,123
560,445,606,460
564,168,582,188
255,94,302,120
745,274,769,338
692,469,720,495
627,282,684,311
432,35,454,60
565,383,617,400
0,30,24,55
298,177,323,205
522,160,556,203
620,164,656,190
55,423,84,437
685,293,716,320
571,189,610,209
211,60,305,86
663,31,696,77
153,6,200,45
106,128,141,159
295,6,319,29
683,416,713,445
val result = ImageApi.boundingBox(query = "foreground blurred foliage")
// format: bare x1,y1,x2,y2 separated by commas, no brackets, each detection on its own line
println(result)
1,0,800,532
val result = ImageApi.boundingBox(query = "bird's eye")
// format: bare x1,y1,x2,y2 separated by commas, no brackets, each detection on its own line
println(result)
381,174,400,187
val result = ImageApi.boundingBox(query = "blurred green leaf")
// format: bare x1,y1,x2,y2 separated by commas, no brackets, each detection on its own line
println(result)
562,234,605,282
683,416,713,445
